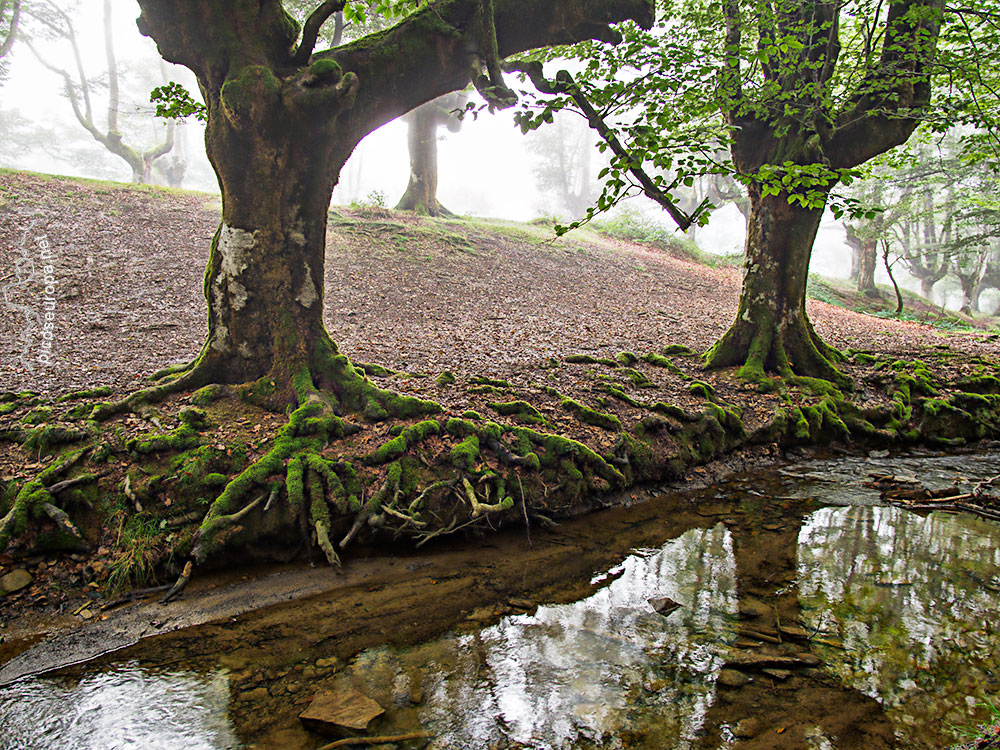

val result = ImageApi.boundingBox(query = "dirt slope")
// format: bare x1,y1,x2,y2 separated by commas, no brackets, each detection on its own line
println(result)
2,169,997,396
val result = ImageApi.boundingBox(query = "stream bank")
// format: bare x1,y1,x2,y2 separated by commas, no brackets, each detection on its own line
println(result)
2,450,999,749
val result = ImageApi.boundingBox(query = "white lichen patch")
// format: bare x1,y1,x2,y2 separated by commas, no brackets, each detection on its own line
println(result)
215,223,256,311
296,266,319,308
210,324,231,353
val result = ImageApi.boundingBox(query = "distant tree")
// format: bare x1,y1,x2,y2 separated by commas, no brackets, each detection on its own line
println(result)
526,110,602,220
395,92,466,216
24,0,176,183
0,0,21,72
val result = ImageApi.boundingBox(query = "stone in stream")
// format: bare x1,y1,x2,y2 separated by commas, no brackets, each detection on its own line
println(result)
722,651,822,671
299,688,384,735
762,668,793,681
737,598,771,620
0,569,33,595
648,596,682,616
717,669,750,688
733,717,761,739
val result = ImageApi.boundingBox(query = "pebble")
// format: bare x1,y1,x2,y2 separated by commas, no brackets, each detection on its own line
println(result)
733,718,761,739
0,569,33,595
717,669,750,688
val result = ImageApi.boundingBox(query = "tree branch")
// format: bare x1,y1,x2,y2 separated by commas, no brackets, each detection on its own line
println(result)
293,0,346,66
512,61,698,230
828,0,945,168
0,0,20,59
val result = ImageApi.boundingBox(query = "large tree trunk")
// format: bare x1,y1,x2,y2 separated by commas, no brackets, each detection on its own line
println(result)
395,101,450,216
704,184,845,383
186,71,349,401
856,239,879,297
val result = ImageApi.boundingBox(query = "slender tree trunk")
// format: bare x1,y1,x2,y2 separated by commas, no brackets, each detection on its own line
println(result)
704,184,844,383
857,240,879,296
395,102,450,216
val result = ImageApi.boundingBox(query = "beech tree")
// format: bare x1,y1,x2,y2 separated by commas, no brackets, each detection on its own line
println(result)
0,0,20,71
395,92,467,215
513,0,964,385
25,0,177,184
133,0,650,403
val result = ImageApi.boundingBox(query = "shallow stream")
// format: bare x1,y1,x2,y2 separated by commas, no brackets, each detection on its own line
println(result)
2,451,999,749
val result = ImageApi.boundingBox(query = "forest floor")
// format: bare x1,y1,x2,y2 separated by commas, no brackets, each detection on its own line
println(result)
2,168,1000,652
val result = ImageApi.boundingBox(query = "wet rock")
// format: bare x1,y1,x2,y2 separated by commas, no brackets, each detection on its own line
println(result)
717,669,750,688
738,598,771,620
0,569,33,595
778,625,811,640
762,668,792,681
723,652,822,671
299,688,384,736
733,718,761,739
315,657,340,670
648,596,682,616
508,597,536,611
242,687,269,703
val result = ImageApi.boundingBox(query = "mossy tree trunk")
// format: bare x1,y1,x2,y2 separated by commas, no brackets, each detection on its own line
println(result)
135,0,653,406
703,182,846,383
856,239,879,297
395,95,464,217
705,0,943,384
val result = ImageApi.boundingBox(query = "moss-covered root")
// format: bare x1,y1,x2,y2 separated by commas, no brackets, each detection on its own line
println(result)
92,363,214,422
704,315,850,390
341,462,402,550
0,448,92,551
162,396,353,602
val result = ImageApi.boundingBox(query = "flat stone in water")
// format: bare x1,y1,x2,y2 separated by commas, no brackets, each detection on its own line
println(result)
717,669,750,688
648,596,682,616
733,717,761,739
0,569,32,595
299,688,384,735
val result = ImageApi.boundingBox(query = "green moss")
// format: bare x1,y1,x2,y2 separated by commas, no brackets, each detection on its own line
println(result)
469,375,512,388
461,410,483,420
178,406,209,430
489,400,545,424
445,417,478,436
449,435,480,471
688,381,716,400
510,426,624,485
436,371,456,386
554,392,622,431
662,344,697,356
599,383,645,408
565,354,619,367
356,362,398,377
308,57,342,79
956,374,1000,394
21,406,54,425
190,384,226,406
642,352,684,375
23,425,89,456
622,368,654,388
846,349,878,364
56,386,113,402
617,351,639,366
468,384,505,395
368,419,440,464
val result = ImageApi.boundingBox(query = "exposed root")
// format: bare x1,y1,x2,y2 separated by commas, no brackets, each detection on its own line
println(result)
0,447,92,551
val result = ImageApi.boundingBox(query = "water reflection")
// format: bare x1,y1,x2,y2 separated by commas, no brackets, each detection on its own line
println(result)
332,523,737,749
799,505,1000,747
0,665,239,750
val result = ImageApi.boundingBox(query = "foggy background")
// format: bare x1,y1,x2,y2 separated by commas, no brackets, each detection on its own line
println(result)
0,0,986,314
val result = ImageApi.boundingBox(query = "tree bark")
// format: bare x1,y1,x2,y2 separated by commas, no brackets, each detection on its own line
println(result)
703,184,845,383
856,239,879,297
395,97,462,216
134,0,654,404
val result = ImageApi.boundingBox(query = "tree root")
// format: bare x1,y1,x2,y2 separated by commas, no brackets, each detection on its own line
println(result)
0,447,92,551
